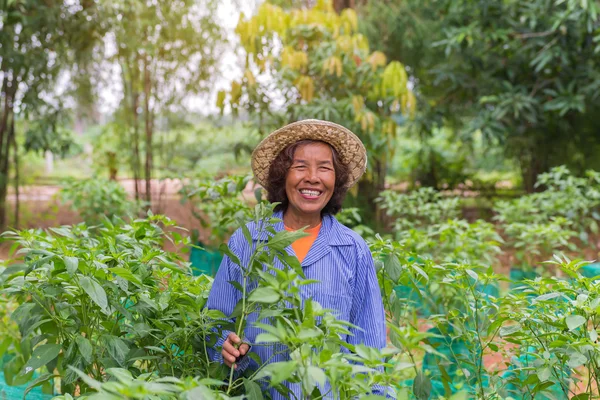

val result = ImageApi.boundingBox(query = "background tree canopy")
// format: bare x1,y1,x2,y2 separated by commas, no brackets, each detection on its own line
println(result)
3,1,600,400
360,0,600,192
1,0,600,228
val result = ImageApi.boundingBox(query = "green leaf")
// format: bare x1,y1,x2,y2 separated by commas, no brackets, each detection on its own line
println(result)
0,337,13,360
75,335,93,364
23,373,55,399
255,333,280,343
106,368,133,383
533,292,561,302
499,323,521,337
23,344,61,373
64,257,79,275
109,267,142,286
248,287,280,304
267,229,308,252
102,335,130,366
537,367,551,382
411,264,429,282
571,394,590,400
244,378,264,400
241,224,253,247
384,254,402,282
413,372,432,400
219,244,241,266
307,366,326,387
67,366,101,390
186,385,216,400
254,361,297,386
567,351,587,368
566,315,587,331
80,276,108,311
465,269,478,281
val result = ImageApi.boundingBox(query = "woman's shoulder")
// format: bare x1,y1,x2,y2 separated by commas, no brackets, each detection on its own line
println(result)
328,215,370,255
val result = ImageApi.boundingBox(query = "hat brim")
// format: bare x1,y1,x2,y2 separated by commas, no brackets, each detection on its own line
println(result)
251,119,367,189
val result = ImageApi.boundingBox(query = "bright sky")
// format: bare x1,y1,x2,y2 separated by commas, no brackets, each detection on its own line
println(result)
97,0,260,116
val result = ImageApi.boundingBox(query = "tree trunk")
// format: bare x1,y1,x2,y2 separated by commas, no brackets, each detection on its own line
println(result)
0,112,13,229
107,151,118,180
132,91,141,201
518,137,548,193
122,56,142,201
128,58,142,202
10,115,18,228
0,77,13,229
143,56,153,208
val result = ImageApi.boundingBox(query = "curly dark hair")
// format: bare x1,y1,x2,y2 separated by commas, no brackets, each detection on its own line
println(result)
265,139,350,215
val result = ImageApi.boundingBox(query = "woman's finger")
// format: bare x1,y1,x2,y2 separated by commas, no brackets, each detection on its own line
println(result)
223,340,240,357
229,333,241,344
239,343,250,355
222,349,236,366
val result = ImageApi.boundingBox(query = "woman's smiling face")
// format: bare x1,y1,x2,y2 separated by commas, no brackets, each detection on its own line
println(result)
285,142,336,220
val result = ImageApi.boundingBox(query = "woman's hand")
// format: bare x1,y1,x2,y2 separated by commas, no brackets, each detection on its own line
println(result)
222,332,250,368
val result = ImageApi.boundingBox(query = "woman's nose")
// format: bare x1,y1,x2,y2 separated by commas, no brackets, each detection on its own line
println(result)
304,167,320,183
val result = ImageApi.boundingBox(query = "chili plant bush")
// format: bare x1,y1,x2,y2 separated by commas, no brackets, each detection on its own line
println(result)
1,215,226,396
6,173,600,399
494,166,600,248
498,255,600,399
378,187,462,233
179,174,264,245
0,204,412,399
60,178,143,225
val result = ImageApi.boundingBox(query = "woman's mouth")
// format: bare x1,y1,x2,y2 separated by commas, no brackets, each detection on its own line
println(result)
299,189,322,199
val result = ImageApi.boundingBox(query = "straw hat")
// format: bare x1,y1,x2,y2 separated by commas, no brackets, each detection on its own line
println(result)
251,119,367,188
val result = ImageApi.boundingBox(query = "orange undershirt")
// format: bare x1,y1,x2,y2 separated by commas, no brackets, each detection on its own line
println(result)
284,223,322,263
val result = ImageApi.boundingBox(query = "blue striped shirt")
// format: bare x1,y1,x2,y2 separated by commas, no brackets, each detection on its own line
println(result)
207,210,387,398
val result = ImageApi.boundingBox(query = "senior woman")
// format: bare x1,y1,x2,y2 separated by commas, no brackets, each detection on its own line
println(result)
207,119,386,397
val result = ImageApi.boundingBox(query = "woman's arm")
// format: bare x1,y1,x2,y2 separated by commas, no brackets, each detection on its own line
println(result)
347,241,389,396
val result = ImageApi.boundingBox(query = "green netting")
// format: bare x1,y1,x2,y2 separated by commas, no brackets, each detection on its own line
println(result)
509,268,539,291
580,262,600,279
421,327,485,397
189,241,223,277
0,372,54,400
501,346,570,399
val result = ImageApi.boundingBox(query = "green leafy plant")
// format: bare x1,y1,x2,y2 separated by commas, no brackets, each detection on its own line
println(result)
498,255,600,399
370,235,507,398
179,174,264,245
1,215,222,396
494,166,600,247
378,187,462,232
59,178,142,224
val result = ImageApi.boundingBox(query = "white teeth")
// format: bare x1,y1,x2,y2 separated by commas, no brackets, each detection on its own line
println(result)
300,189,321,196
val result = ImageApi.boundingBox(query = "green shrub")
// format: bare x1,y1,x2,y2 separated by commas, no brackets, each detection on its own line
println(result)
60,178,142,224
494,166,600,245
378,187,462,232
1,215,221,395
1,206,405,399
179,174,263,245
